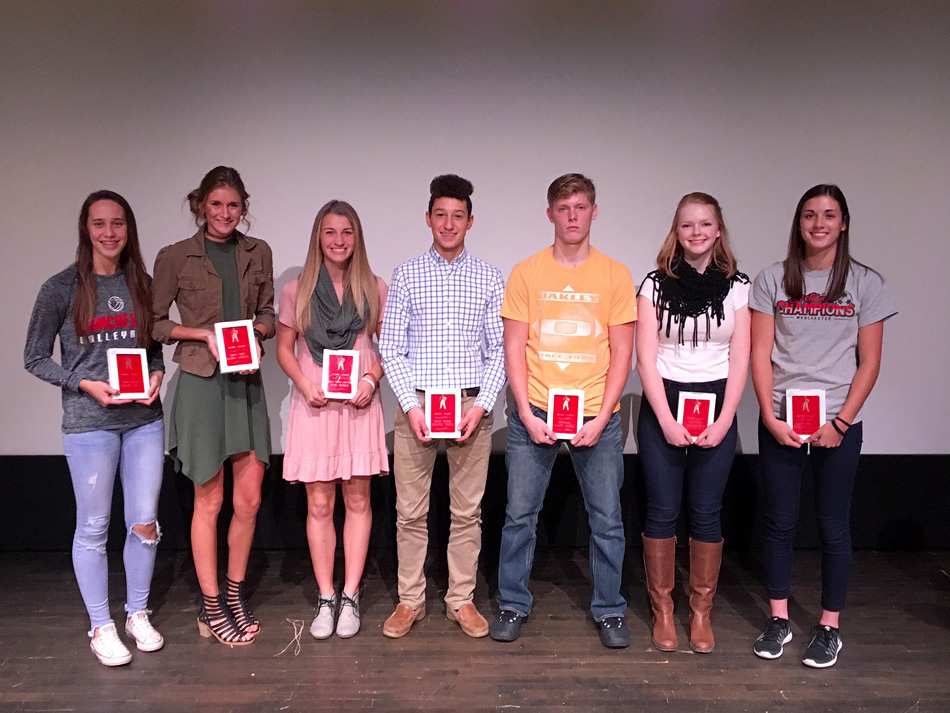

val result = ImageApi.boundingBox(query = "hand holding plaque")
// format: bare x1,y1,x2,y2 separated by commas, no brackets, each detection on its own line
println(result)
215,320,260,374
107,348,150,400
547,389,584,440
321,349,359,400
786,389,825,440
425,389,462,438
676,391,716,443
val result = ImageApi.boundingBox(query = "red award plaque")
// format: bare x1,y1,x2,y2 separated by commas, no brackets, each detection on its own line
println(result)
786,389,825,440
425,389,462,438
215,320,260,374
676,391,716,442
547,389,584,439
107,348,150,400
321,349,360,400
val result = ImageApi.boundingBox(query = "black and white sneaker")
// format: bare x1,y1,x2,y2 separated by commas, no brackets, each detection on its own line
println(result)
753,617,792,659
801,625,842,668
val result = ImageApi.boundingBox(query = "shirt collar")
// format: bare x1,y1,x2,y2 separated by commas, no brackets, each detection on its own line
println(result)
426,244,469,268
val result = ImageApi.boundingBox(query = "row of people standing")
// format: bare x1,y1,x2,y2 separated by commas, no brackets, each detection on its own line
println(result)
25,167,895,670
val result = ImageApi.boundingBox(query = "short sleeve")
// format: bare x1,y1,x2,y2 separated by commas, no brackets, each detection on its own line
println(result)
278,279,298,328
855,266,898,327
608,263,637,325
749,266,778,315
732,279,750,310
637,273,658,305
501,262,529,322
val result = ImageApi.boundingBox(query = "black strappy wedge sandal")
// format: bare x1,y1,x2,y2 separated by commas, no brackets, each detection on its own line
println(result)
225,577,260,637
197,593,254,646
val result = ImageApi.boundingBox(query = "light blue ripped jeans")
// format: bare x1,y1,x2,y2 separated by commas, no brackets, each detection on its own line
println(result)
62,418,164,630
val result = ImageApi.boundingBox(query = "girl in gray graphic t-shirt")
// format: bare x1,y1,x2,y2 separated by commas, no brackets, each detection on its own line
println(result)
749,184,897,669
24,191,166,667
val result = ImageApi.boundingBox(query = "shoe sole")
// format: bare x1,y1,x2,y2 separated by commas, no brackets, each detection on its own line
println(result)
753,631,793,659
90,643,132,666
382,609,425,638
802,641,842,669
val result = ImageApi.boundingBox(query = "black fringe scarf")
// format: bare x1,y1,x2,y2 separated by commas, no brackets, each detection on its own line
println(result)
644,261,749,347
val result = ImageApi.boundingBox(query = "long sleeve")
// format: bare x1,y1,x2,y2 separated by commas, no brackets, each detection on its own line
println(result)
474,268,507,412
379,265,418,413
151,244,180,344
24,276,84,393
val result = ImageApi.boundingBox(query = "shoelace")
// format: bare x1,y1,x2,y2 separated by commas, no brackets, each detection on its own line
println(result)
340,593,360,619
97,623,124,646
759,618,788,641
808,627,838,656
316,595,336,612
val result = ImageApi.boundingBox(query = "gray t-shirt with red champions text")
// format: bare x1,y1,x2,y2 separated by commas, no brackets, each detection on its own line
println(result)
750,260,897,423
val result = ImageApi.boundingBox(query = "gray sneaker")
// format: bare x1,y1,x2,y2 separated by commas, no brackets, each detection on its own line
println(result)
310,593,337,640
336,591,361,638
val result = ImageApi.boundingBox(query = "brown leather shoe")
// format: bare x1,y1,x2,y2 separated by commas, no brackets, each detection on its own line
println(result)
688,537,723,654
446,603,489,638
642,534,678,651
382,603,425,639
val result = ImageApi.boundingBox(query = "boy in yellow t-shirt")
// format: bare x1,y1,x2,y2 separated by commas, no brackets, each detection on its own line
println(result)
490,174,637,649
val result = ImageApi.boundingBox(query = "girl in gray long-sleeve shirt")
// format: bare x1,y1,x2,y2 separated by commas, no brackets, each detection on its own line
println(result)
24,190,166,667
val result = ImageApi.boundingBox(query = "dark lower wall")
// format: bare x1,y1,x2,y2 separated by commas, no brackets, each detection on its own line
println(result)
2,454,947,552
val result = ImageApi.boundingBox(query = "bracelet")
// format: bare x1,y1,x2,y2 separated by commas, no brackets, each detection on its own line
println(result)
360,375,377,391
252,329,264,342
834,415,852,428
831,419,847,437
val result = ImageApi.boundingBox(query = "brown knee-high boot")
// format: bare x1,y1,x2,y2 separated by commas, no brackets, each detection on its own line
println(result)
688,537,723,654
642,535,677,651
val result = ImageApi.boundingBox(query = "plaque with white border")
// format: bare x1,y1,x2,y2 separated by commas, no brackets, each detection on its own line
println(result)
107,348,150,400
547,389,584,439
321,349,360,400
215,320,259,374
785,388,825,440
425,388,462,438
676,391,716,443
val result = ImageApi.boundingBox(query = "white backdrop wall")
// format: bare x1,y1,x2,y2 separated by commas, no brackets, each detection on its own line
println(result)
2,1,947,455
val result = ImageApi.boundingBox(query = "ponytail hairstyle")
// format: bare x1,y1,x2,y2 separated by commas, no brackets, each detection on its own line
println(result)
783,184,852,302
74,190,152,348
293,200,380,335
186,165,251,233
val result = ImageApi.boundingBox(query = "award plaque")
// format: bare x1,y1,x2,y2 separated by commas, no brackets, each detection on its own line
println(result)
425,389,462,438
107,348,150,400
676,391,716,442
547,389,584,439
321,349,360,400
215,320,259,374
786,389,825,440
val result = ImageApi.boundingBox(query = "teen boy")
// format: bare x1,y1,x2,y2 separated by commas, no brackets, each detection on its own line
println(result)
379,174,506,638
490,173,636,648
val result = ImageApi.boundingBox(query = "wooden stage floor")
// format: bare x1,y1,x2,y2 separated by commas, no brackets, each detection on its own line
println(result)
0,549,947,712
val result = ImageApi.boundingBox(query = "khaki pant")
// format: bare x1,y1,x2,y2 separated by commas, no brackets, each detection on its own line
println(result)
392,394,493,611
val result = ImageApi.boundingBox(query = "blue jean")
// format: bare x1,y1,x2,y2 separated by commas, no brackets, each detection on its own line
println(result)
496,403,627,621
637,378,736,542
63,418,165,630
758,417,863,612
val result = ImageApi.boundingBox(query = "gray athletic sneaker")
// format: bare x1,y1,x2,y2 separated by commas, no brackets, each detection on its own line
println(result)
336,591,361,638
310,593,338,640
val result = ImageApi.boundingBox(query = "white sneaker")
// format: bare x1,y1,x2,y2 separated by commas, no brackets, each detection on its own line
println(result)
336,591,361,639
90,622,132,666
125,610,165,652
310,593,337,640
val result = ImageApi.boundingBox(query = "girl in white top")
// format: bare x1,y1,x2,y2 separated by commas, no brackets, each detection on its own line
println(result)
635,192,750,654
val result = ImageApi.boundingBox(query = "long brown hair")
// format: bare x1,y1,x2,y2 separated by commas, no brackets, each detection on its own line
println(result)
293,200,380,335
782,184,852,302
74,190,152,348
656,192,738,277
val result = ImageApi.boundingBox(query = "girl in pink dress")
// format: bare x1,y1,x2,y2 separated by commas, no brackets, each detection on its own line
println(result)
276,200,388,639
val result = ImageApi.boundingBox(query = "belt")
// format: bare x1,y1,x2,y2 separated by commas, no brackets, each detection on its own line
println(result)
417,388,480,397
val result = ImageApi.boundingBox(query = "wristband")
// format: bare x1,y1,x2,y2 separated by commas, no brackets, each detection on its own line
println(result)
831,419,847,437
360,375,377,391
834,415,851,428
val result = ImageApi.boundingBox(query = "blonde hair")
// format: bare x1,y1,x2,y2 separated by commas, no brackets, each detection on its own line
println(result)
293,200,380,335
656,192,737,277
